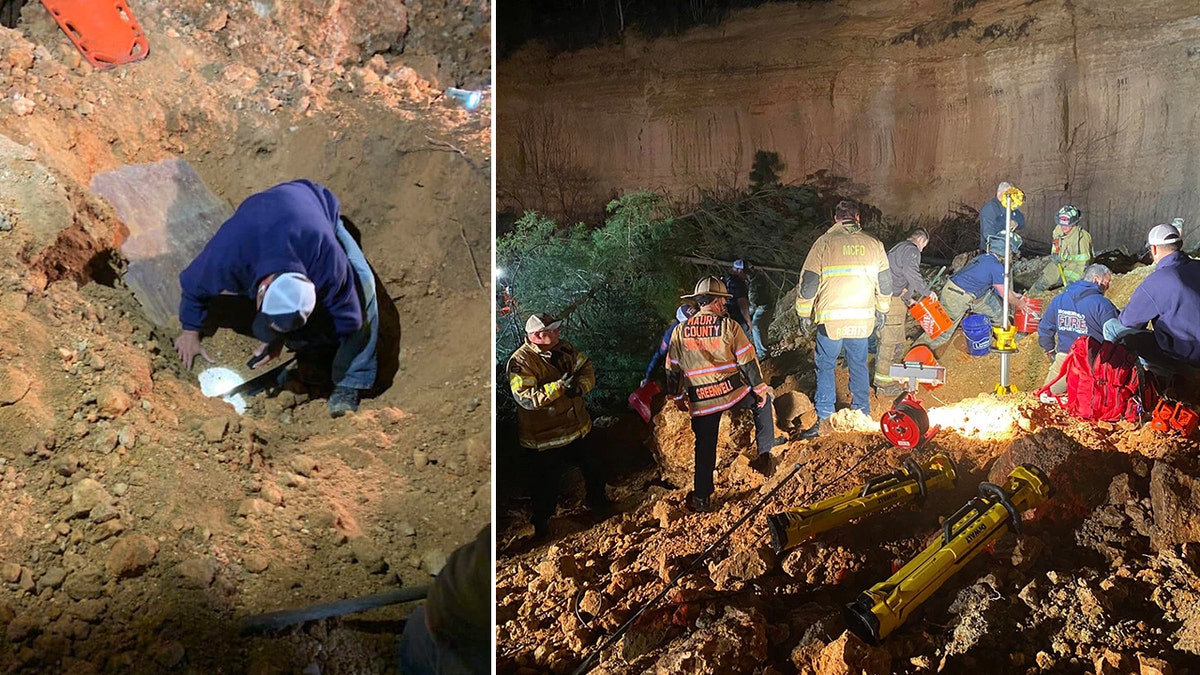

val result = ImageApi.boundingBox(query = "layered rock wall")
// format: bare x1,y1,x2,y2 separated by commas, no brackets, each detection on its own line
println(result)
498,0,1200,249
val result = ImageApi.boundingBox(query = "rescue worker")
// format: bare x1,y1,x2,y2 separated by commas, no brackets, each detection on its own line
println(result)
507,313,608,540
744,260,774,357
641,302,698,388
1031,205,1093,292
874,228,933,397
174,179,379,418
1037,264,1119,395
1104,223,1200,369
979,181,1026,251
723,260,752,336
666,276,778,513
796,200,891,437
397,525,490,674
916,232,1031,351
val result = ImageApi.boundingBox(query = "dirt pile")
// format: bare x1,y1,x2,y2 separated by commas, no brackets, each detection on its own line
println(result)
0,0,489,672
497,258,1200,673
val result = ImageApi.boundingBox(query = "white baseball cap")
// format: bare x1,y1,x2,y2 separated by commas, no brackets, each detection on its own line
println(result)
1148,223,1182,247
252,272,316,342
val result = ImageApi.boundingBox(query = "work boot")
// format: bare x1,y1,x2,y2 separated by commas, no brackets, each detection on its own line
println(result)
750,452,773,477
328,386,360,417
685,491,711,513
799,418,828,440
876,383,904,398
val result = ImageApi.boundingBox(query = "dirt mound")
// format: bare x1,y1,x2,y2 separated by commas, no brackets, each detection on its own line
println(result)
497,270,1200,673
0,1,489,672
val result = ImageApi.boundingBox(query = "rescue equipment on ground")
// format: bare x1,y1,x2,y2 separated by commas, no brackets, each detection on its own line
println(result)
844,464,1052,645
880,360,945,449
1037,336,1159,424
766,454,958,554
40,0,150,69
1150,399,1199,438
1013,297,1043,334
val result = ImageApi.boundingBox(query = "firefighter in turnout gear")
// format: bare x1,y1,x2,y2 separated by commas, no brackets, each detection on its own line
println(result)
666,276,780,513
796,200,892,436
1031,205,1093,292
507,313,609,540
874,228,933,397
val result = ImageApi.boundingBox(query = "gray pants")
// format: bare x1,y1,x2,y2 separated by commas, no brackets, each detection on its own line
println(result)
915,281,1002,350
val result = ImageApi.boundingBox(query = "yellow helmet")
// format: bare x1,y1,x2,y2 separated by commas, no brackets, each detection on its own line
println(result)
1001,186,1025,209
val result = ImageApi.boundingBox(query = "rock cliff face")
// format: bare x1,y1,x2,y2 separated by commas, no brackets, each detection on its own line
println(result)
498,0,1200,249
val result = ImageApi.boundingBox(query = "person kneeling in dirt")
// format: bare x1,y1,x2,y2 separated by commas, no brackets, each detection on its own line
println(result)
1030,205,1093,292
507,313,610,540
173,179,379,418
398,525,490,674
915,232,1031,352
1103,223,1200,374
666,276,781,513
1038,264,1118,396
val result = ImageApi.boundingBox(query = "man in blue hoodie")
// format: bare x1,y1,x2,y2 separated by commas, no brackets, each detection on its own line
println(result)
1038,264,1119,394
173,180,379,417
1104,223,1200,372
979,181,1026,251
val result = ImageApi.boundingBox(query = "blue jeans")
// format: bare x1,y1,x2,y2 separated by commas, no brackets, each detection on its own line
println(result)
1103,318,1174,379
332,219,379,390
814,326,870,419
749,306,771,357
398,606,484,675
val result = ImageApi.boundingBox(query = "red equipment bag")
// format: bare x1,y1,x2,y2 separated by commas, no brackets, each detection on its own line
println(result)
1037,337,1158,423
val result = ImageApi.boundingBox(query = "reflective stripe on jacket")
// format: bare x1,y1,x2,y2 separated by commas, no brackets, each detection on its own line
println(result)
796,220,891,339
507,340,595,450
1052,226,1093,282
665,309,768,417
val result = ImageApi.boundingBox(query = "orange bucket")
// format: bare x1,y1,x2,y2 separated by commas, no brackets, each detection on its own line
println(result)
908,296,953,340
902,346,942,390
1015,297,1044,334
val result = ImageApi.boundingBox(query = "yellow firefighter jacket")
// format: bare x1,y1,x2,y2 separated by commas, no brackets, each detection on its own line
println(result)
665,308,769,417
796,220,891,339
1052,225,1093,283
507,339,595,450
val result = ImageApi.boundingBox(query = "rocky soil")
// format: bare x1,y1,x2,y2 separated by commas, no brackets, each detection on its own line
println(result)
0,0,490,672
496,258,1200,674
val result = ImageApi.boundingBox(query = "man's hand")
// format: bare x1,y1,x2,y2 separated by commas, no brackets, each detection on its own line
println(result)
755,393,768,409
248,341,284,369
875,311,886,334
561,373,581,397
1050,253,1061,264
1046,350,1056,363
799,317,814,334
673,397,689,412
173,330,213,370
928,290,938,302
639,378,650,389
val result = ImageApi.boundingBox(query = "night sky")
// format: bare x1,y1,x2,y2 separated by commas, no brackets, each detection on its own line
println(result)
498,0,828,58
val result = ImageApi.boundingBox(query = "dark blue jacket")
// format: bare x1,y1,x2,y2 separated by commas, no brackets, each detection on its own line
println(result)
949,253,1004,298
645,321,680,380
723,273,749,325
1038,280,1119,353
1118,252,1200,363
979,197,1025,250
178,180,362,337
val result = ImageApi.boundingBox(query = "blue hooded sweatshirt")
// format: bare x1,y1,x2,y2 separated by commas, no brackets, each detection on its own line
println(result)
1038,279,1118,354
1118,251,1200,363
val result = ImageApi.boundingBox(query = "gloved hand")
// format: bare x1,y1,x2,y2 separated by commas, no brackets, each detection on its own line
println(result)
799,317,814,334
560,373,580,397
1050,253,1061,264
1046,350,1056,363
639,378,650,389
928,290,938,302
875,311,886,334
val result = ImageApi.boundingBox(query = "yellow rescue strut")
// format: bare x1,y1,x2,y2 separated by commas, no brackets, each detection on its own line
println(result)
994,185,1025,396
844,464,1052,644
766,454,958,554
